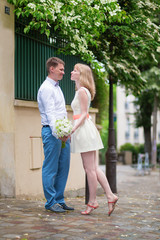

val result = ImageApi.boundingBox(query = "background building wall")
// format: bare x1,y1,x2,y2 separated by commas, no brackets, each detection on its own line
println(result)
116,86,160,150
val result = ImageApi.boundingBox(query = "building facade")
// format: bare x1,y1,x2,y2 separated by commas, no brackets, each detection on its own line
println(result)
116,86,160,150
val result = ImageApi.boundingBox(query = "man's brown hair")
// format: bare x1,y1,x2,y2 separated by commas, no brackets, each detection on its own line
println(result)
46,57,65,74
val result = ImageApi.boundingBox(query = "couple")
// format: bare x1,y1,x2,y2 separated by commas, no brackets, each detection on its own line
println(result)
37,57,118,215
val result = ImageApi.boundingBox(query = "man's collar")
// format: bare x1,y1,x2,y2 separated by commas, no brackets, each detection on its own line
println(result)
46,77,59,86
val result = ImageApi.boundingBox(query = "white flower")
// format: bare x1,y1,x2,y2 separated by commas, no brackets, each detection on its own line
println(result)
70,0,78,5
55,118,73,147
55,118,73,148
78,44,86,53
73,34,80,41
94,5,99,10
101,0,117,4
100,0,107,4
95,22,101,27
54,1,63,13
70,43,76,48
157,46,160,53
87,0,94,5
27,3,36,10
71,50,76,55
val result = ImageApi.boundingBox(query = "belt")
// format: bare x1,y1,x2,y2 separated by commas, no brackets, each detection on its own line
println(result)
43,125,49,127
73,114,89,120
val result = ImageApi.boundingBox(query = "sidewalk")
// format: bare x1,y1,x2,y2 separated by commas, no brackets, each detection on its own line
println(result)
0,165,160,240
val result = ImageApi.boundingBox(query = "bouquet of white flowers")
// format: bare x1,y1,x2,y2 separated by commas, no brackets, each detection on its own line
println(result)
55,118,73,148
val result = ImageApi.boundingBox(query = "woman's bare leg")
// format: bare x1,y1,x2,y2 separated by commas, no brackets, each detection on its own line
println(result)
81,151,98,212
93,152,118,212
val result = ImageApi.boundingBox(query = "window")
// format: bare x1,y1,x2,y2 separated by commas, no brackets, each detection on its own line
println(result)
125,117,130,140
134,128,139,140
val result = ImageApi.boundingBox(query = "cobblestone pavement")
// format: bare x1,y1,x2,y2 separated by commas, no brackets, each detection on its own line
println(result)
0,165,160,240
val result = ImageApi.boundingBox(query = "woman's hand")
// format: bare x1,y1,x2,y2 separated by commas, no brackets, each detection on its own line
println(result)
71,128,75,135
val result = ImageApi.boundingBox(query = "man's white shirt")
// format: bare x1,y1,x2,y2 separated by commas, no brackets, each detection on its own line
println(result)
37,77,67,138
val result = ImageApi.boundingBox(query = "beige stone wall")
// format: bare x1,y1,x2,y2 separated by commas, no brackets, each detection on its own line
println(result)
0,0,15,197
14,101,43,198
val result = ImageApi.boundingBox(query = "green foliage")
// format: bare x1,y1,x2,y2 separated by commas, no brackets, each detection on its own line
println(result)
120,143,137,155
120,143,138,164
134,90,154,129
7,0,128,81
91,0,160,93
157,144,160,162
99,119,109,164
157,144,160,151
7,0,160,92
93,78,109,165
91,73,109,165
119,143,145,163
99,84,117,164
92,73,109,124
133,89,154,158
135,144,145,155
142,67,160,105
119,143,160,163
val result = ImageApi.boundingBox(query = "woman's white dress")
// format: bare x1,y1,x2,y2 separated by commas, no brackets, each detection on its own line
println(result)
71,87,104,153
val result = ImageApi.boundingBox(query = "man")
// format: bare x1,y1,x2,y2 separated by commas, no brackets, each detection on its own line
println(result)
37,57,74,213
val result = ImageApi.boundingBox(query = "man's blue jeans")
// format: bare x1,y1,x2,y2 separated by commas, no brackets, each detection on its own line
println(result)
41,127,70,209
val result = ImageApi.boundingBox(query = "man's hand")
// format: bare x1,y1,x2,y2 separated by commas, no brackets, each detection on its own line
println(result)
59,136,70,142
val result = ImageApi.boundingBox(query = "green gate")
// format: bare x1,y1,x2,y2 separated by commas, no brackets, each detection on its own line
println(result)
15,19,83,104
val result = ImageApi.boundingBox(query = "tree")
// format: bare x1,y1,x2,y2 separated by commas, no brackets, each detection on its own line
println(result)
132,7,160,166
92,0,160,90
7,0,129,79
134,90,154,162
143,67,160,166
90,0,160,190
133,67,160,166
7,0,160,91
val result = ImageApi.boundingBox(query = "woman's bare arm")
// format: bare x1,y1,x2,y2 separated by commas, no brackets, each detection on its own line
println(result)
71,88,88,134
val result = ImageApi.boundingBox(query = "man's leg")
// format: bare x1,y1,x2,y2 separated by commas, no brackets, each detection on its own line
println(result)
42,127,61,209
55,139,70,204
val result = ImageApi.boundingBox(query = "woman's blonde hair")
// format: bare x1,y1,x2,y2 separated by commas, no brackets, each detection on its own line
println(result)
75,63,96,100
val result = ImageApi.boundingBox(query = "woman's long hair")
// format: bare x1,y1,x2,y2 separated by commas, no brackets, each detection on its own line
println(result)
75,63,96,100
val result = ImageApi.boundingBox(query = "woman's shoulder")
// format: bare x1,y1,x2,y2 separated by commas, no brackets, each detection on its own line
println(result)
77,88,88,98
79,87,91,96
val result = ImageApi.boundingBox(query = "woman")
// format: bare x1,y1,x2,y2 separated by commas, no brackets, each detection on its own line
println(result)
70,63,118,215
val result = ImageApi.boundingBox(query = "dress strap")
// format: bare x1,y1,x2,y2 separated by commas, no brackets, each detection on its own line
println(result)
79,87,91,100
